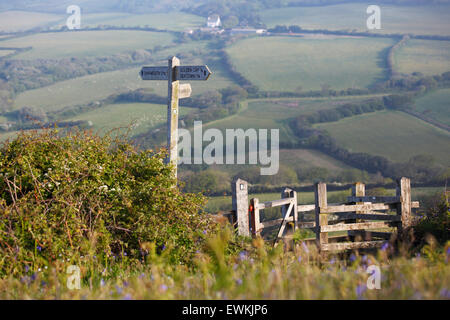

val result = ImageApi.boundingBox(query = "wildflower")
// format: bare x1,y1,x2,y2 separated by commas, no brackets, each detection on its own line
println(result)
25,265,29,273
139,273,145,279
115,285,123,295
301,242,309,253
123,281,129,287
162,245,166,251
37,246,42,252
297,256,302,263
123,294,132,300
31,273,37,281
330,258,335,265
239,251,247,261
440,288,450,299
160,284,168,292
381,242,389,251
350,254,356,262
236,279,243,285
123,252,127,256
446,247,450,257
41,281,47,287
356,284,366,297
100,279,105,287
362,255,367,263
202,230,207,235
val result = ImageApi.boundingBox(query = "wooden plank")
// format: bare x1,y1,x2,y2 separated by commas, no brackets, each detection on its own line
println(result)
412,201,419,208
299,221,315,228
348,230,393,240
320,203,391,213
322,241,385,251
347,196,400,203
334,213,401,221
261,217,292,229
276,202,293,240
297,204,316,212
257,198,292,210
320,221,397,233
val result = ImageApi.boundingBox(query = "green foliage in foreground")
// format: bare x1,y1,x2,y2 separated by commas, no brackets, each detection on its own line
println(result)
0,129,217,276
0,228,448,300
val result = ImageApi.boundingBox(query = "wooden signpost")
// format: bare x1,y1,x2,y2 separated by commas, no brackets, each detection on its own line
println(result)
140,57,212,177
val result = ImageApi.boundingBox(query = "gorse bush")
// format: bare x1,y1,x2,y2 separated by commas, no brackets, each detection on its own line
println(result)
0,129,217,276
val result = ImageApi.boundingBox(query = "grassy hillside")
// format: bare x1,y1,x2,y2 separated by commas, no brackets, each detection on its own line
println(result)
393,39,450,76
261,4,450,36
413,88,450,127
80,12,205,31
64,102,194,136
1,30,174,59
0,10,63,32
316,110,450,166
226,36,393,92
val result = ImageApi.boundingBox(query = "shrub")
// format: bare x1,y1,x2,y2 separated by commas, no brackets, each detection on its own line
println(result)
0,129,217,276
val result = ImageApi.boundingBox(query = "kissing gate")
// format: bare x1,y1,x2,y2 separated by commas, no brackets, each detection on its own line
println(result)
231,177,419,253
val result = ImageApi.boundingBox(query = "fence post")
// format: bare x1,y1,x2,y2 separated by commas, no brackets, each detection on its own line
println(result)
232,178,250,237
250,198,260,237
351,182,366,239
315,182,328,256
396,177,411,234
282,188,298,231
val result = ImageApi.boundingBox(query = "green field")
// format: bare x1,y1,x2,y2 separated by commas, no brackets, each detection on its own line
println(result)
14,68,153,112
0,10,63,32
261,4,450,36
393,39,450,76
1,30,174,59
226,36,393,92
80,12,204,31
0,50,14,57
316,110,450,166
413,88,450,127
65,102,194,136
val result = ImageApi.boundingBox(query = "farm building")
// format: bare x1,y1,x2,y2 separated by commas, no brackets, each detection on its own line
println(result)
207,14,221,28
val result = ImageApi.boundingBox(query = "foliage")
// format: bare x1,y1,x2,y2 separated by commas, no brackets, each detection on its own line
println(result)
414,193,449,246
0,129,218,276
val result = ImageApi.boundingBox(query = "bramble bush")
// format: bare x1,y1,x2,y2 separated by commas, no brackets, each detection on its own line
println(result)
0,129,218,276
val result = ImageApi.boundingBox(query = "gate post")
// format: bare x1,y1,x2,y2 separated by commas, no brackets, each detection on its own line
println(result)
396,177,412,234
315,182,328,257
232,178,250,236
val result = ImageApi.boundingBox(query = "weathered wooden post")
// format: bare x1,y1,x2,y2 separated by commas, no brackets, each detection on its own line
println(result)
232,178,250,236
350,182,366,239
167,56,180,172
140,57,211,178
250,198,260,237
315,182,328,257
396,177,412,234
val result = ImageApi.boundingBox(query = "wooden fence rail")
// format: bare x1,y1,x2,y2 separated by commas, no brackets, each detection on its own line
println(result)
230,177,419,253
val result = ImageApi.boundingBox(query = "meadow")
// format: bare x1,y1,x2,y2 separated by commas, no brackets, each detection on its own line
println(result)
0,10,63,32
393,39,450,76
65,102,194,136
80,12,205,31
260,3,450,36
413,88,450,127
226,36,393,92
315,110,450,166
0,30,175,60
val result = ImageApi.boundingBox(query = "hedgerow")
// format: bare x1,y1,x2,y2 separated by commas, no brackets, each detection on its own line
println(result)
0,129,218,276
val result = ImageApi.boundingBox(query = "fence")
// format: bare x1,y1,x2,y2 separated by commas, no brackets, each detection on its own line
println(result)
230,177,419,253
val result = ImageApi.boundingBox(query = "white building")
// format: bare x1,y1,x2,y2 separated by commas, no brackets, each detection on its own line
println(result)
207,14,221,28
